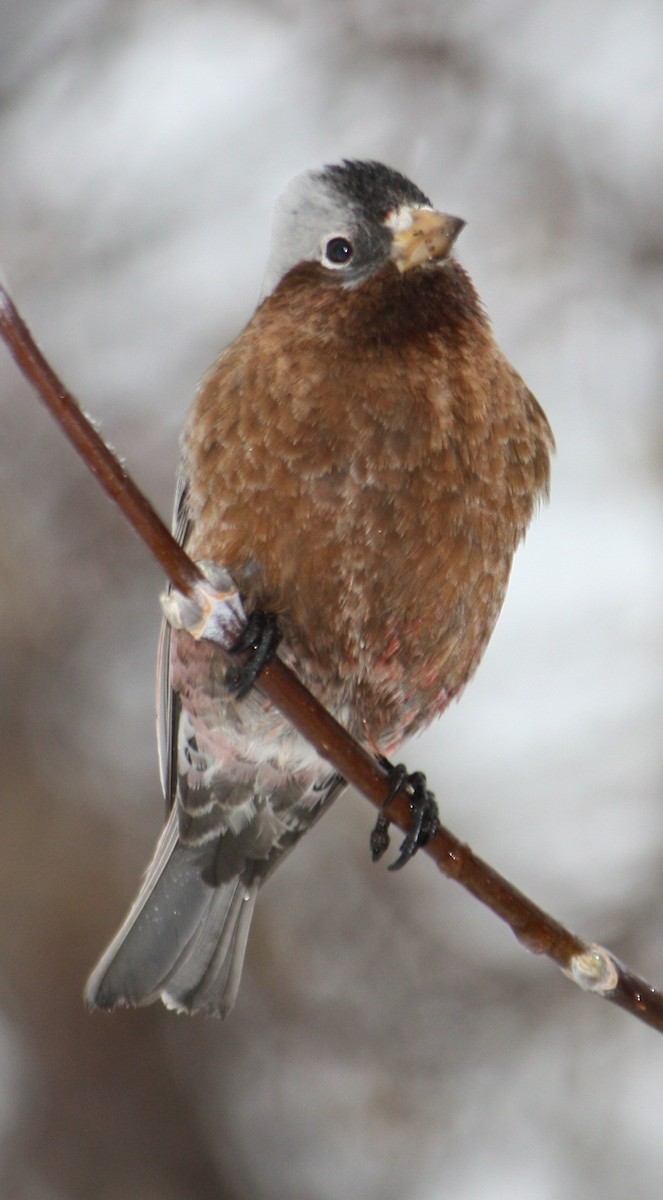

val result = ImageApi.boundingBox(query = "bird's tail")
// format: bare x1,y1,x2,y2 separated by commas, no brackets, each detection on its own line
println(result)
85,808,259,1017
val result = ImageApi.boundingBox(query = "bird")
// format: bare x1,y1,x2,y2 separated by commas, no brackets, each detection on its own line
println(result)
85,159,554,1017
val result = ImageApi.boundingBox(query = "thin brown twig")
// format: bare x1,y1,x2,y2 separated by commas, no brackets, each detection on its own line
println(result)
2,281,662,1034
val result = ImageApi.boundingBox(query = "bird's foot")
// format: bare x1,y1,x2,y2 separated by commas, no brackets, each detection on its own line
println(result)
161,568,281,699
370,760,439,870
161,562,247,644
225,609,282,699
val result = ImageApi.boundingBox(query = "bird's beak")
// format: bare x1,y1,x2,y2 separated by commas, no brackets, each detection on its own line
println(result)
388,207,466,273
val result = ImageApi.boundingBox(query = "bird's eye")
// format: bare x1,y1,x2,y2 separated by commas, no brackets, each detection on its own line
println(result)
323,236,354,267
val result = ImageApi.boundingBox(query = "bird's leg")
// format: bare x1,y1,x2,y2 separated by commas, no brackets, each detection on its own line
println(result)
225,610,282,699
161,562,247,644
371,759,439,870
161,562,279,697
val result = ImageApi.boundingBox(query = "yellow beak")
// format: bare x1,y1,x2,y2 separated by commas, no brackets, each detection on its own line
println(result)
388,207,466,273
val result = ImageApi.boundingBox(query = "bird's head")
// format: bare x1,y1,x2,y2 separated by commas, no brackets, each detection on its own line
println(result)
262,159,465,297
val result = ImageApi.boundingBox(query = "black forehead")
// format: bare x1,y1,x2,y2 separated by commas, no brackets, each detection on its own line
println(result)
320,160,432,222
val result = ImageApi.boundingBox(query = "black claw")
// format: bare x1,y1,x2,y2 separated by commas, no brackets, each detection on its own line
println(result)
389,776,439,871
225,610,281,699
370,760,439,870
370,811,391,862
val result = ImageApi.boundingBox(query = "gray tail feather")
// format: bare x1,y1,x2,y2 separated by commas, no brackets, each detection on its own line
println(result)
85,808,259,1017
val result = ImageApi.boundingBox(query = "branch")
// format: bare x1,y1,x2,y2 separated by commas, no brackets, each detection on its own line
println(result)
2,281,661,1034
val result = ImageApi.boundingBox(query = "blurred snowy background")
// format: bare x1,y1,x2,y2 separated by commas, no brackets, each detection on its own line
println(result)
1,1,662,1197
